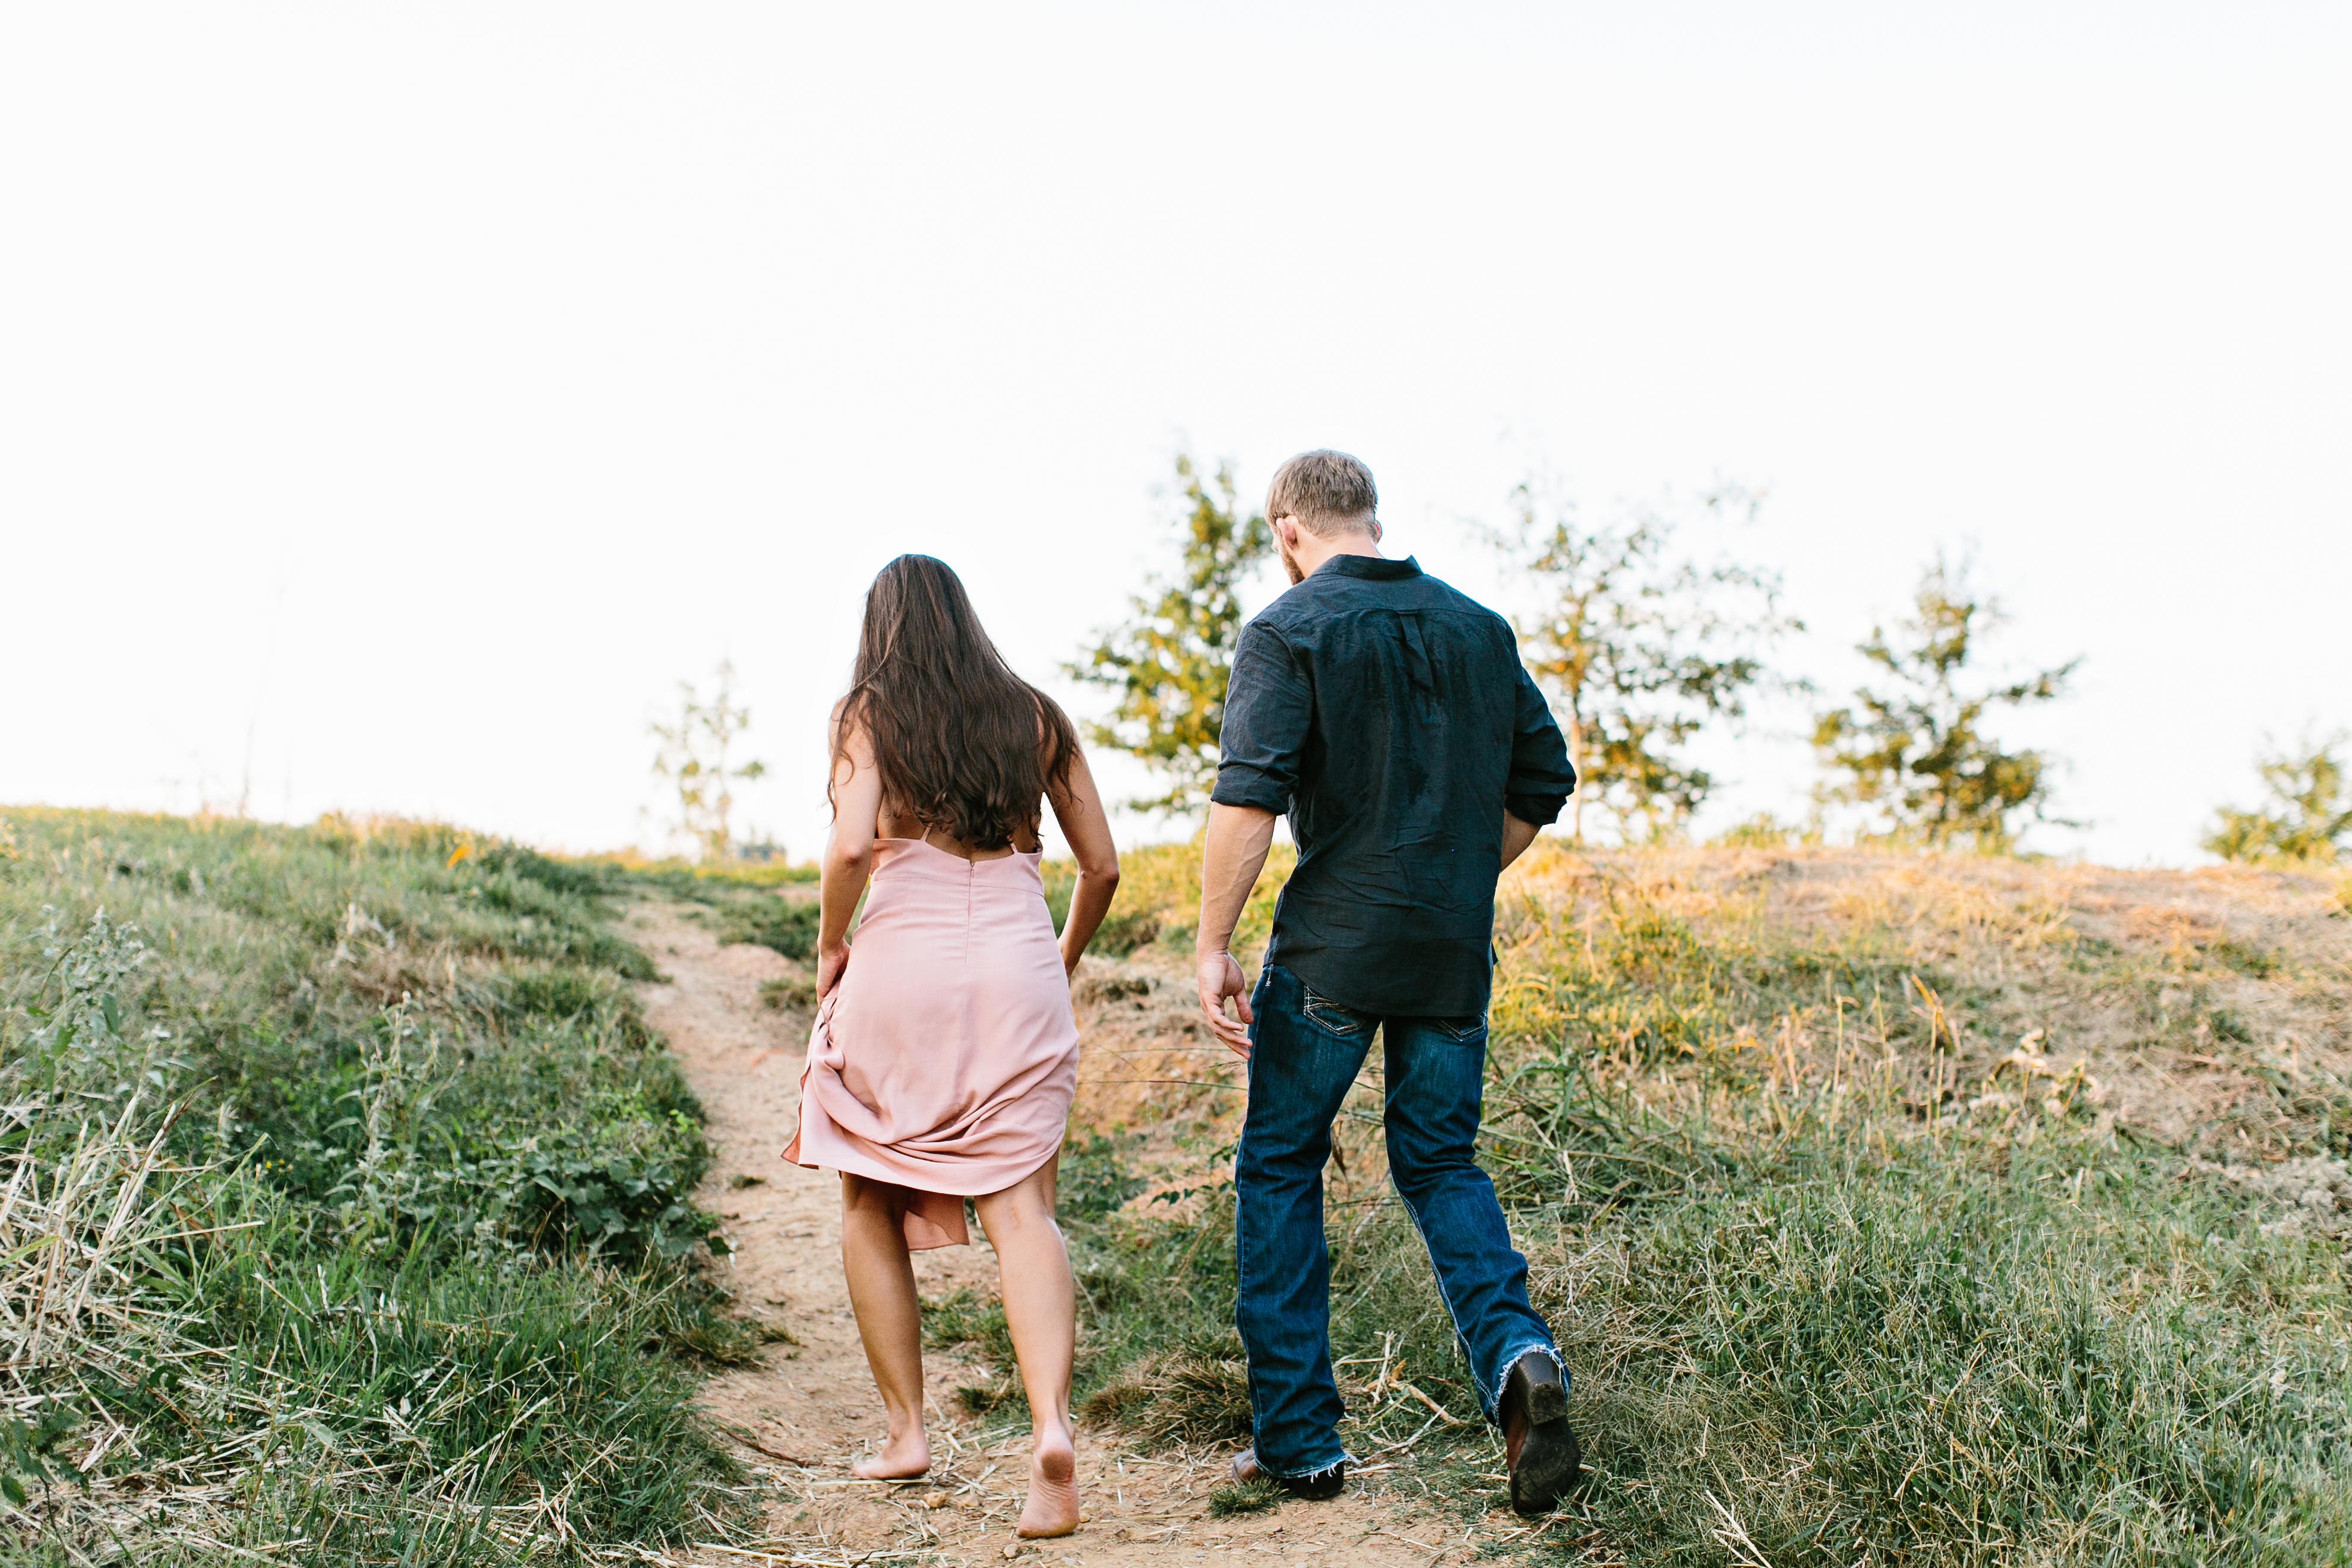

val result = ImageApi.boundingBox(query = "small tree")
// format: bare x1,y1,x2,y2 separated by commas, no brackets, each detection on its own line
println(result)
1813,554,2077,850
1067,453,1272,815
1498,481,1801,842
2205,733,2350,863
650,659,767,861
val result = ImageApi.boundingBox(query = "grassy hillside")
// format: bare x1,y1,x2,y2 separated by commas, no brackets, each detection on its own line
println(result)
11,808,2348,1565
0,810,749,1566
1047,840,2352,1565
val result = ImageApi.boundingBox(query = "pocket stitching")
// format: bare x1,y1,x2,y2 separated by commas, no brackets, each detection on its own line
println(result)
1299,990,1374,1036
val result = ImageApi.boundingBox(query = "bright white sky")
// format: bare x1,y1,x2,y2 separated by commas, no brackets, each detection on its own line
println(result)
4,4,2345,867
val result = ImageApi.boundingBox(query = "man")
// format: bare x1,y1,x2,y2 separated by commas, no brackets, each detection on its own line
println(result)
1194,449,1581,1514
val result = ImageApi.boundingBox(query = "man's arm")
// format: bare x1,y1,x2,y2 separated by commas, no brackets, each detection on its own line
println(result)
1503,661,1576,829
1196,802,1278,1058
1500,810,1539,872
1194,620,1309,1059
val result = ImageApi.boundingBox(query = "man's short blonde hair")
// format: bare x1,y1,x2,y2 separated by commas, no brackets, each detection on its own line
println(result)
1267,450,1378,538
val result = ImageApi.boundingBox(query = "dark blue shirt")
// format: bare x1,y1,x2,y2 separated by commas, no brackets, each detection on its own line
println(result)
1210,555,1575,1018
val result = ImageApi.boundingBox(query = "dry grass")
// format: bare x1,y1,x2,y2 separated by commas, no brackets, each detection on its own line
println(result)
1488,842,2351,1157
0,1103,210,1505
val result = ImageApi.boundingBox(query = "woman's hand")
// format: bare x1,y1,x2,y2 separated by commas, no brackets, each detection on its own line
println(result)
818,941,851,1000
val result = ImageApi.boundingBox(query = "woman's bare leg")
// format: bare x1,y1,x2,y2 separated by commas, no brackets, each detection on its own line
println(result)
839,1174,930,1479
973,1158,1079,1538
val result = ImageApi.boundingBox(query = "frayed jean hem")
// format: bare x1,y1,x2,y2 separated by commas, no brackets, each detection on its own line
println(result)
1480,1341,1569,1426
1264,1458,1352,1485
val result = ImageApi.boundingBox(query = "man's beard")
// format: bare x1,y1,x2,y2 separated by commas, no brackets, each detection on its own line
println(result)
1278,537,1305,585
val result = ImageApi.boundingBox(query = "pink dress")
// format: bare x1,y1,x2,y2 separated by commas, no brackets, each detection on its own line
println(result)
783,837,1078,1249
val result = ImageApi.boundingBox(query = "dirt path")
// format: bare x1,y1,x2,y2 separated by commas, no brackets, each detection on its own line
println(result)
631,899,1491,1567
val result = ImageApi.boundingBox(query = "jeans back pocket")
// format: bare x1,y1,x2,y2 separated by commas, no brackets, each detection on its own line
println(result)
1299,984,1377,1038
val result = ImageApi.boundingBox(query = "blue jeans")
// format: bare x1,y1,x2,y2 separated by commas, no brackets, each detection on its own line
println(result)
1232,963,1561,1479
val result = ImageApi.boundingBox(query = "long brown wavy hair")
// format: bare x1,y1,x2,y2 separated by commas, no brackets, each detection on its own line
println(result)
831,555,1080,849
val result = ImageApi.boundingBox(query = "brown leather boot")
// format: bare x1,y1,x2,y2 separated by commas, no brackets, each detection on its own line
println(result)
1498,1351,1580,1515
1230,1447,1346,1501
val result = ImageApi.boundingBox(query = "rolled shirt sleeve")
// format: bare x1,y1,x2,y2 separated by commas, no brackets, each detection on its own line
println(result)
1503,662,1576,826
1210,621,1311,815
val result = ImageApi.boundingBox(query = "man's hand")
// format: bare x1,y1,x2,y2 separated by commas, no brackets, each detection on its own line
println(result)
1197,949,1254,1058
817,941,851,1001
1195,803,1277,1059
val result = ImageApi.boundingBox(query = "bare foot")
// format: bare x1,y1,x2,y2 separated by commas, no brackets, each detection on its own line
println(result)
1015,1426,1080,1539
851,1429,930,1480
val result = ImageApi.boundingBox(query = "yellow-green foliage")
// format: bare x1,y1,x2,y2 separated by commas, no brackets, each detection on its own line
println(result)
1045,837,1295,957
2205,732,2351,865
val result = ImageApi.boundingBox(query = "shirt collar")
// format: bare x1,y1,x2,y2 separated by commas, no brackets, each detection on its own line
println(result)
1311,554,1422,581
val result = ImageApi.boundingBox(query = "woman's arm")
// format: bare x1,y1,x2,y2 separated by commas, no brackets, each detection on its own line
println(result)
818,706,883,1000
1045,747,1120,976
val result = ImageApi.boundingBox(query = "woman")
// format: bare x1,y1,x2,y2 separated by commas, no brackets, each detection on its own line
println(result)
784,554,1120,1541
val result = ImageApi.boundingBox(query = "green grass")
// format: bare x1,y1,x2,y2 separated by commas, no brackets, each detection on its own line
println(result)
576,849,819,889
708,894,818,959
1050,843,2352,1565
1207,1477,1285,1516
0,808,751,1564
1531,1115,2352,1561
